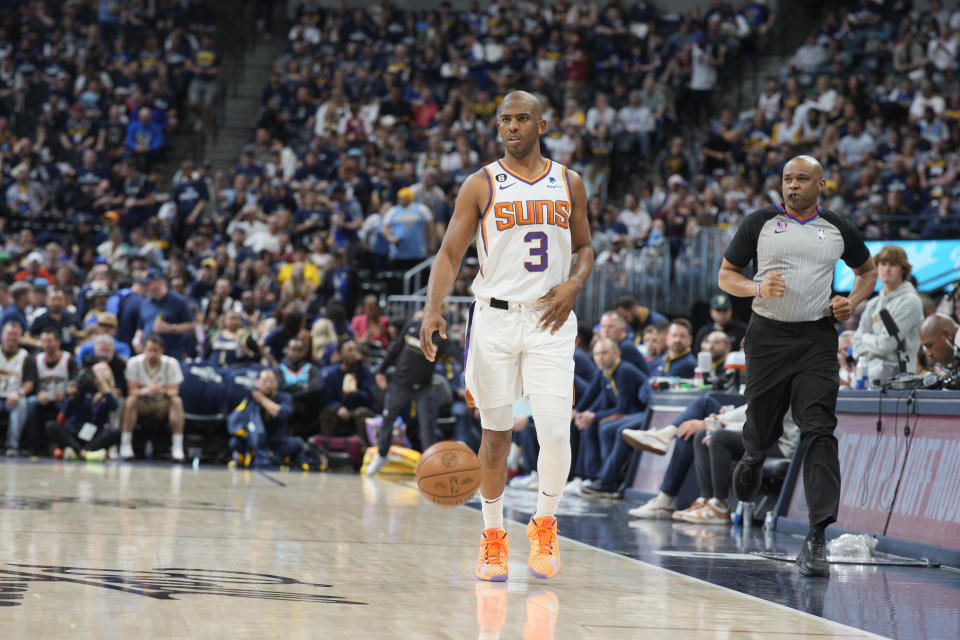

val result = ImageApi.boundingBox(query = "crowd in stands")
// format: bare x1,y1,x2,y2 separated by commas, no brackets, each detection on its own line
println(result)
0,0,958,503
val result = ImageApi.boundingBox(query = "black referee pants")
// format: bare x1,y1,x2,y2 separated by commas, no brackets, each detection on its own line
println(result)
376,382,436,458
743,314,841,528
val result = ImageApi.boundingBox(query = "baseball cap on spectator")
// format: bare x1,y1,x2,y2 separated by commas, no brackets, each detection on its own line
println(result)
71,104,85,116
710,293,732,310
667,174,688,189
201,257,217,269
97,313,118,328
346,148,364,158
243,145,256,156
104,210,120,222
33,278,49,287
824,180,838,191
87,285,112,299
138,268,163,284
26,251,44,264
380,114,397,127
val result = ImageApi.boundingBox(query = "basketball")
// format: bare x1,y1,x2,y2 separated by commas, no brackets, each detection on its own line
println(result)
415,441,481,507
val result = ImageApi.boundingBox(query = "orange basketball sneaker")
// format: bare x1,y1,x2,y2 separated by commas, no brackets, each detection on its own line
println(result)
527,516,560,579
476,529,509,582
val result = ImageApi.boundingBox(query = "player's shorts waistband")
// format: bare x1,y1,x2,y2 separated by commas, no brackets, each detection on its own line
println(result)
476,297,546,312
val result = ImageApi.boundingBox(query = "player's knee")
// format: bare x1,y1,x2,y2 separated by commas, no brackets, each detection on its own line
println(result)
529,395,571,422
529,395,572,445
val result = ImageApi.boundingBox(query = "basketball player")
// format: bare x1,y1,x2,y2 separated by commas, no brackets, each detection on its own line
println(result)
718,155,876,577
419,91,594,581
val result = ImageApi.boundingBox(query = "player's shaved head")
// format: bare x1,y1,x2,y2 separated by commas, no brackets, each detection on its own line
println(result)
500,90,543,120
784,155,823,179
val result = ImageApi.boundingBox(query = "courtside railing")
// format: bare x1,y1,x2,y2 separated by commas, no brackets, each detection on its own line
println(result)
387,227,736,325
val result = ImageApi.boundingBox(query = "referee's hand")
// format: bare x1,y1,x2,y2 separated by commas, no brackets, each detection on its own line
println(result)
760,271,785,298
829,295,853,322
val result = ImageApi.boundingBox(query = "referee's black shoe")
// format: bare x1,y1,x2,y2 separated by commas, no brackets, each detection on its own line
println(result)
796,534,830,577
732,455,765,502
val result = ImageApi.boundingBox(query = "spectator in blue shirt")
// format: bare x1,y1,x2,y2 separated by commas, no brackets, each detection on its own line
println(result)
134,269,196,360
0,283,31,336
28,286,82,352
329,184,364,248
172,161,210,244
381,186,435,271
126,107,165,172
615,296,669,343
574,338,650,496
597,310,649,376
228,369,314,469
649,318,697,378
319,338,377,445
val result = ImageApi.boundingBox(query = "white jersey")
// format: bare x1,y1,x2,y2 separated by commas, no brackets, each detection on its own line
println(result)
472,159,573,303
36,352,71,397
0,348,28,399
125,354,184,389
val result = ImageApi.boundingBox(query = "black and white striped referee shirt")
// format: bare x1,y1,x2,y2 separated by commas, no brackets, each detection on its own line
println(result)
724,203,871,323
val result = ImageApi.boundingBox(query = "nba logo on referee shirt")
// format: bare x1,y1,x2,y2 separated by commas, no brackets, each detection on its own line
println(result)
777,221,787,229
818,229,825,242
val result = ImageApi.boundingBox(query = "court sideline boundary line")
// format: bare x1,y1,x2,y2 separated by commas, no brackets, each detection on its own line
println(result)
495,508,892,640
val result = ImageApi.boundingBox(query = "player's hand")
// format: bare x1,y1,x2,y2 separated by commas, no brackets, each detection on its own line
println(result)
537,279,582,334
759,271,785,298
375,372,388,390
829,295,853,322
419,310,446,362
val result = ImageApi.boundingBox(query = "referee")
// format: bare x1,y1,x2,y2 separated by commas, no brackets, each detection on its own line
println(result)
718,155,877,577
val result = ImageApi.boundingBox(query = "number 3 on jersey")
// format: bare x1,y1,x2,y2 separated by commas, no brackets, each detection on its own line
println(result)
524,231,548,272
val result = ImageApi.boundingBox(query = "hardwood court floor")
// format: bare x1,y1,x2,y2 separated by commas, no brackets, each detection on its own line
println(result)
0,461,890,639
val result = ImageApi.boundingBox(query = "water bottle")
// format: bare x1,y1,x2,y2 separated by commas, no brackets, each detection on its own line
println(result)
855,360,868,389
742,501,753,529
763,512,775,550
763,510,776,532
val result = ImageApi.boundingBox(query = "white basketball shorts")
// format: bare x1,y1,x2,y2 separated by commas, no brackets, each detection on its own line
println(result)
463,299,576,411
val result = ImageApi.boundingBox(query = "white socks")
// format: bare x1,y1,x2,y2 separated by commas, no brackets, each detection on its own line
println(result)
481,493,504,531
172,433,184,450
121,431,132,448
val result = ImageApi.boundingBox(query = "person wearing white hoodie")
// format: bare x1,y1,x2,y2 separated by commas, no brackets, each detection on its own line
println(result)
852,245,923,384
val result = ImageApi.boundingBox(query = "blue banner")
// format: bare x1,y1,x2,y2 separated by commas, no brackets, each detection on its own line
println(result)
834,240,960,292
